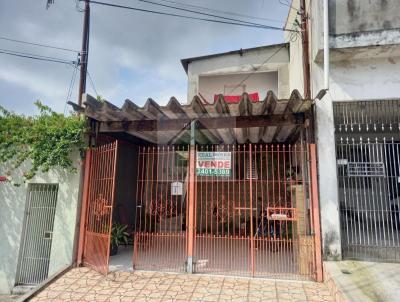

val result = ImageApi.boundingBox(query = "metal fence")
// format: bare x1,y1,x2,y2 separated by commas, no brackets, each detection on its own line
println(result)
133,143,322,280
194,144,317,279
334,100,400,261
16,184,58,285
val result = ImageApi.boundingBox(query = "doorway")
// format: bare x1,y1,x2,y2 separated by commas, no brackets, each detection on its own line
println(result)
16,184,58,285
109,142,139,272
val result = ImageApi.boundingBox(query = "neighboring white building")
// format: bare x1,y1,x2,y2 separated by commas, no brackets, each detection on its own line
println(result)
286,0,400,260
0,158,82,294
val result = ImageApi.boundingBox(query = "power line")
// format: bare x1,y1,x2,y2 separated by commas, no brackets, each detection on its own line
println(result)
0,36,79,53
87,70,99,96
227,44,286,95
278,0,300,13
155,0,286,24
131,0,288,30
0,48,75,62
0,49,77,65
87,0,297,32
65,64,80,114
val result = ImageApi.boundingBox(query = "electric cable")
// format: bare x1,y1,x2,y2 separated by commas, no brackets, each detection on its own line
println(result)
87,0,298,32
0,49,77,65
87,70,99,97
65,63,79,114
155,0,285,24
131,0,287,30
0,36,79,53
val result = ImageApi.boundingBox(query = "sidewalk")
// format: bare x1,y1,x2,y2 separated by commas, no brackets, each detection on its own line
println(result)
324,260,400,302
28,267,334,302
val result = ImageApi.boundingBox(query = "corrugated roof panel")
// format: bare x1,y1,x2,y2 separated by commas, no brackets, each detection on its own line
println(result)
73,90,312,144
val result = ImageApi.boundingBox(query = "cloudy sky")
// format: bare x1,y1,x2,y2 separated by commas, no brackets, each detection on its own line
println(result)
0,0,290,115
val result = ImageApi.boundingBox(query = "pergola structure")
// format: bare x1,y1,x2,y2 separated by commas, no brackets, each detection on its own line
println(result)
69,90,314,145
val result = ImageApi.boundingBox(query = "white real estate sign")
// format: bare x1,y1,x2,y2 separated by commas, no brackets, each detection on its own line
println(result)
196,152,231,177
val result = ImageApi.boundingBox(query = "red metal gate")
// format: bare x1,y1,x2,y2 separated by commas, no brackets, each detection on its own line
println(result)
132,143,322,280
82,141,118,275
193,143,321,280
133,146,189,272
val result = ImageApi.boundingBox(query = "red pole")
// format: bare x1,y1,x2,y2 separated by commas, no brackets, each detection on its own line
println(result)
310,144,323,282
76,149,92,266
187,144,196,273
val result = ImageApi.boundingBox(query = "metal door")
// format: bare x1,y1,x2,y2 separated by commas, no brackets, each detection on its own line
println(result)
133,146,189,272
16,184,58,285
83,141,118,274
334,100,400,262
337,139,400,261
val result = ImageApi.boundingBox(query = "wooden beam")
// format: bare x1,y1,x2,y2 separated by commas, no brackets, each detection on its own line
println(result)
99,113,305,132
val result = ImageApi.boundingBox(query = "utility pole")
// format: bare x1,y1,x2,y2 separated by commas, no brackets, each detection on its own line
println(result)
300,0,311,99
78,0,90,106
47,0,90,106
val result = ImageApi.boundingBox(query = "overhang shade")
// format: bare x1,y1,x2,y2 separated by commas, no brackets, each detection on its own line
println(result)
70,90,312,145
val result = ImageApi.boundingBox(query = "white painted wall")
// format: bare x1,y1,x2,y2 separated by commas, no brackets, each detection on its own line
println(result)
186,44,290,102
198,72,278,103
0,156,81,294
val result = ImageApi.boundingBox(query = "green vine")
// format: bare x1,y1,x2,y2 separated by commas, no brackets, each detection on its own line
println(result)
0,101,87,185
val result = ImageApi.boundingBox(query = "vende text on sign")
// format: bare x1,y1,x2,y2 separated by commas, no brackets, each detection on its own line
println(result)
196,152,231,177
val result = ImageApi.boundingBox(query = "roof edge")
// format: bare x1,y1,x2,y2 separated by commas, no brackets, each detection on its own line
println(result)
180,42,289,74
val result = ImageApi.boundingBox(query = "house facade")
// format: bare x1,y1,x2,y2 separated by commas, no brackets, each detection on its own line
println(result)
2,0,400,296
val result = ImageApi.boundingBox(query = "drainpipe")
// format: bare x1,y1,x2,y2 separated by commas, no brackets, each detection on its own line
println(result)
323,0,329,90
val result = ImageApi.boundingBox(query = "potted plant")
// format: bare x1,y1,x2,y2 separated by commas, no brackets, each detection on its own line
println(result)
110,222,129,256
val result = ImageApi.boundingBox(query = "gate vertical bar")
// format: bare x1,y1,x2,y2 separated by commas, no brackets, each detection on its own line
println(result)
249,143,255,276
105,140,119,272
310,143,323,282
77,149,92,266
187,120,196,273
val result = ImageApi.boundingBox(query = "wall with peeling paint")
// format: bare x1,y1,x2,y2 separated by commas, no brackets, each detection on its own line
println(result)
329,0,400,35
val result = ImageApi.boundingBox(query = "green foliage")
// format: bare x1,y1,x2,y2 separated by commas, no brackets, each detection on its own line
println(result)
110,222,129,248
0,101,87,184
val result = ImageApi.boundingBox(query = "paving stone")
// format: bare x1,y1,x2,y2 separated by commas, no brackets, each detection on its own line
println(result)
27,267,335,302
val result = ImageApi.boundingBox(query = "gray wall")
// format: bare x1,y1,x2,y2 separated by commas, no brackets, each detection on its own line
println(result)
0,156,81,294
329,0,400,35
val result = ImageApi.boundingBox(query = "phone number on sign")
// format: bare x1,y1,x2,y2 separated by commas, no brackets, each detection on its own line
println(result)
196,168,231,176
